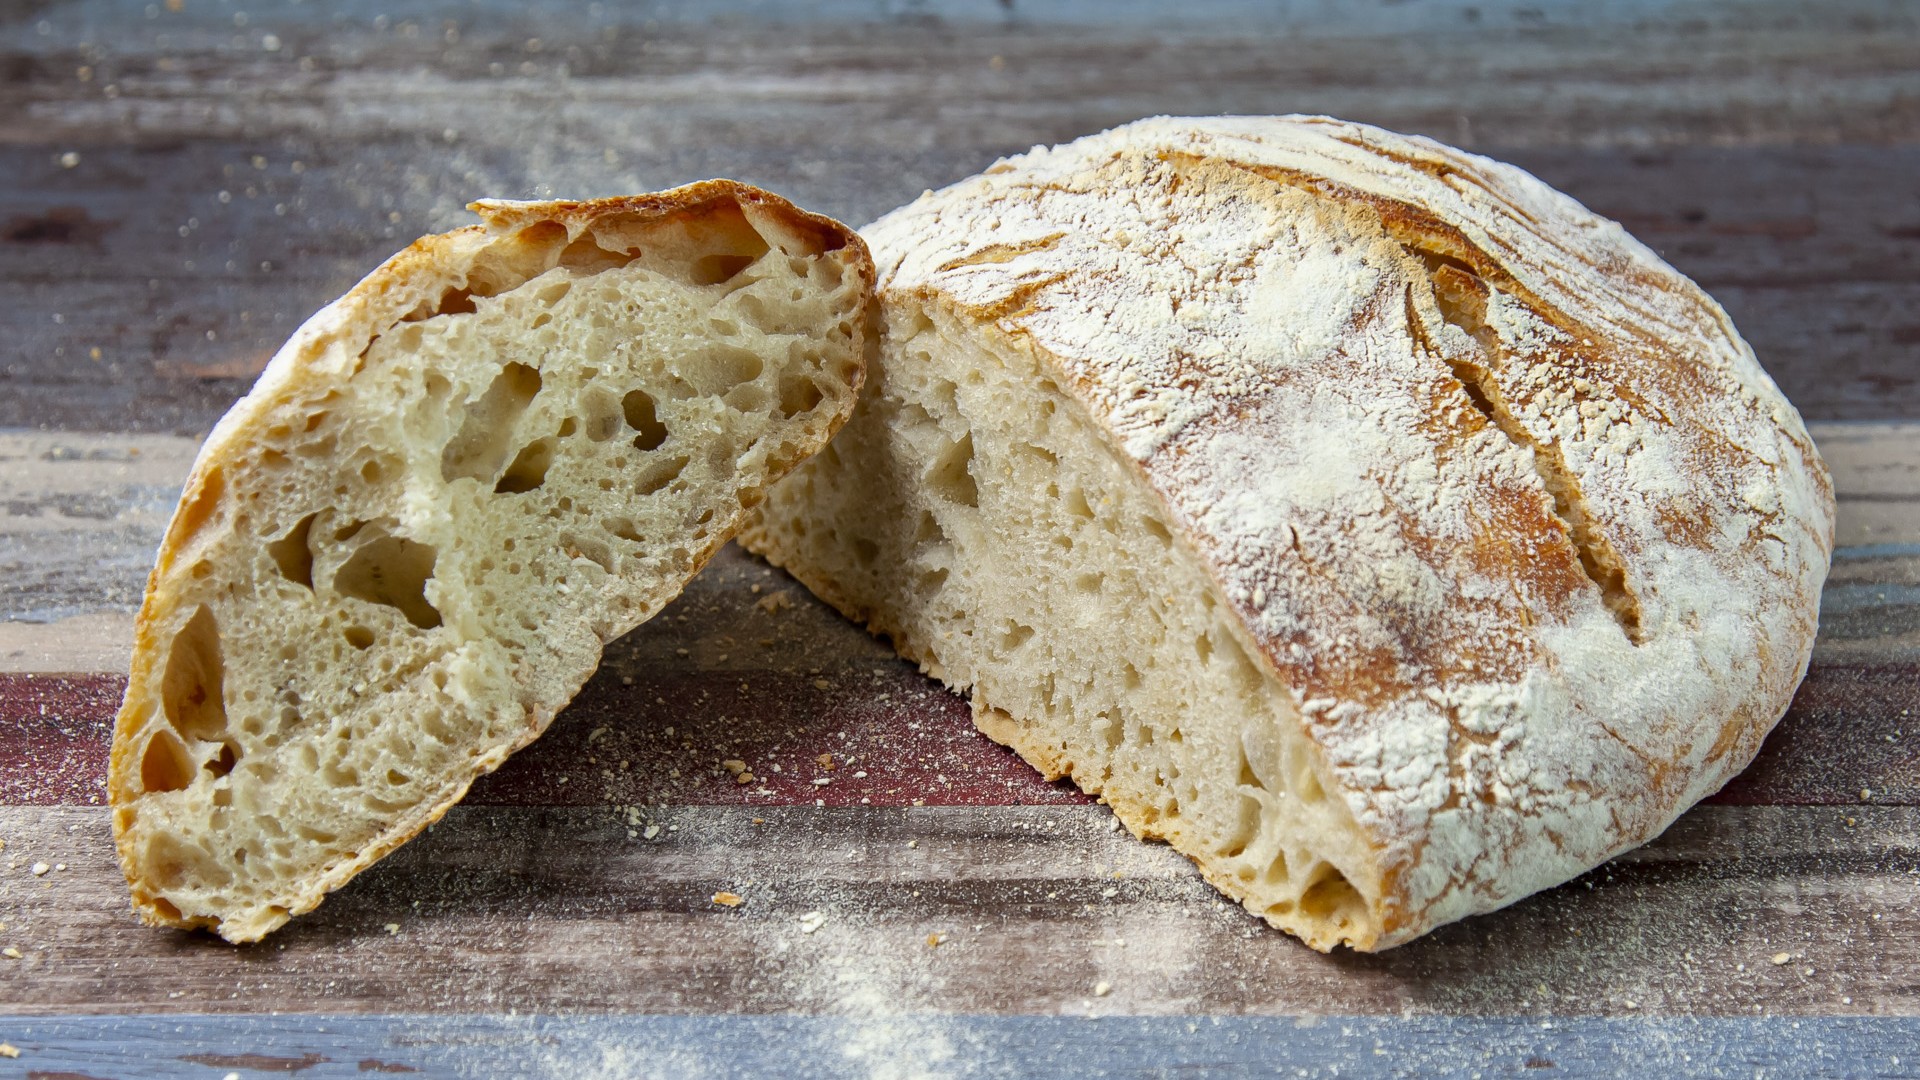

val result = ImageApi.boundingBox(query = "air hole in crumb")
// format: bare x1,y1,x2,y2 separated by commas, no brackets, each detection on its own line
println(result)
559,235,631,274
140,729,195,793
359,459,384,484
495,437,554,493
442,362,542,483
1294,756,1327,804
580,386,623,442
852,537,880,566
206,741,239,779
913,511,946,545
162,606,228,743
706,345,764,388
562,531,618,573
1263,851,1291,888
344,625,375,650
556,417,577,437
1299,866,1364,924
917,567,949,593
268,514,317,589
691,252,758,286
403,287,477,321
334,533,443,629
1143,517,1173,545
1194,633,1213,665
724,382,770,412
622,390,669,451
927,434,978,508
999,622,1035,650
637,455,689,496
606,518,645,545
777,375,824,419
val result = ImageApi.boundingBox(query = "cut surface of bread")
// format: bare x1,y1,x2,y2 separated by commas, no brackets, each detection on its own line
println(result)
742,117,1834,951
110,183,873,941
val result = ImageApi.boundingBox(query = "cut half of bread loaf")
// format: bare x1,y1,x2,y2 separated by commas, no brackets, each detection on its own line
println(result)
110,182,874,941
742,117,1834,951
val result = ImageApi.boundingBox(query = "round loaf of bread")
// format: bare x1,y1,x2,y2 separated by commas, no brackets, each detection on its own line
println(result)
745,116,1835,950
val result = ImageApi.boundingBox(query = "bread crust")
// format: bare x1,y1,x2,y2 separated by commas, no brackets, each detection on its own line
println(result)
110,182,874,940
748,117,1833,949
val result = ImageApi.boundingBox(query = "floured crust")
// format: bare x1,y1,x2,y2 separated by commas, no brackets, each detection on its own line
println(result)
838,117,1833,948
110,182,874,940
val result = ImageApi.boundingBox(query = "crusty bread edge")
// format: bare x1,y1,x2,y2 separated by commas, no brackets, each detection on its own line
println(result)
739,290,1383,951
111,181,877,942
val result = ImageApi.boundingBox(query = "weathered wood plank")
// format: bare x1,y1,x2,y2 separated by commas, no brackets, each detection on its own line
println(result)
1,804,1914,1017
5,422,1916,664
6,654,1915,809
0,1,1916,431
0,1012,1917,1080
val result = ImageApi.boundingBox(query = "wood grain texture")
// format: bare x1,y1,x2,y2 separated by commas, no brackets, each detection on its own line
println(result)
1,1013,1916,1080
0,1,1916,432
2,0,1919,1062
6,421,1916,662
4,655,1915,809
1,804,1916,1019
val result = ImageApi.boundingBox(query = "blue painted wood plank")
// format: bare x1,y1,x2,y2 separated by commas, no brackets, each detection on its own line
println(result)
0,1014,1916,1079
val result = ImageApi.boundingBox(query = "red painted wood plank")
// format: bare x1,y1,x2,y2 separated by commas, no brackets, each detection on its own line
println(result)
4,661,1914,809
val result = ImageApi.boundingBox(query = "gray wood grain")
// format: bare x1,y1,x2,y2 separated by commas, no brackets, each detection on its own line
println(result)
1,0,1916,431
1,803,1914,1018
7,425,1914,662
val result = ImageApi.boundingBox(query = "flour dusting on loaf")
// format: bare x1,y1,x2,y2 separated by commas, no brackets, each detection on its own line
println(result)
744,116,1832,950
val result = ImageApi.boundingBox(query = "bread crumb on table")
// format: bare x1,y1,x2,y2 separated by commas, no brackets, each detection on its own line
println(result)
28,863,48,877
1093,981,1112,997
798,911,828,934
712,891,745,908
2,948,20,960
0,1043,18,1058
1771,952,1792,966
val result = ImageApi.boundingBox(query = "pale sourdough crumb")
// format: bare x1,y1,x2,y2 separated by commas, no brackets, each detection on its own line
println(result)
108,182,875,942
743,116,1834,951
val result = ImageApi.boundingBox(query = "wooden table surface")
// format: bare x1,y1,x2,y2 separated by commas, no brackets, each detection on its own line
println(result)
2,1,1918,1076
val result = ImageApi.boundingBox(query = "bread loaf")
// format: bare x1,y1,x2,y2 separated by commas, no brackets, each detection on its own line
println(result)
742,117,1834,950
110,183,874,941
